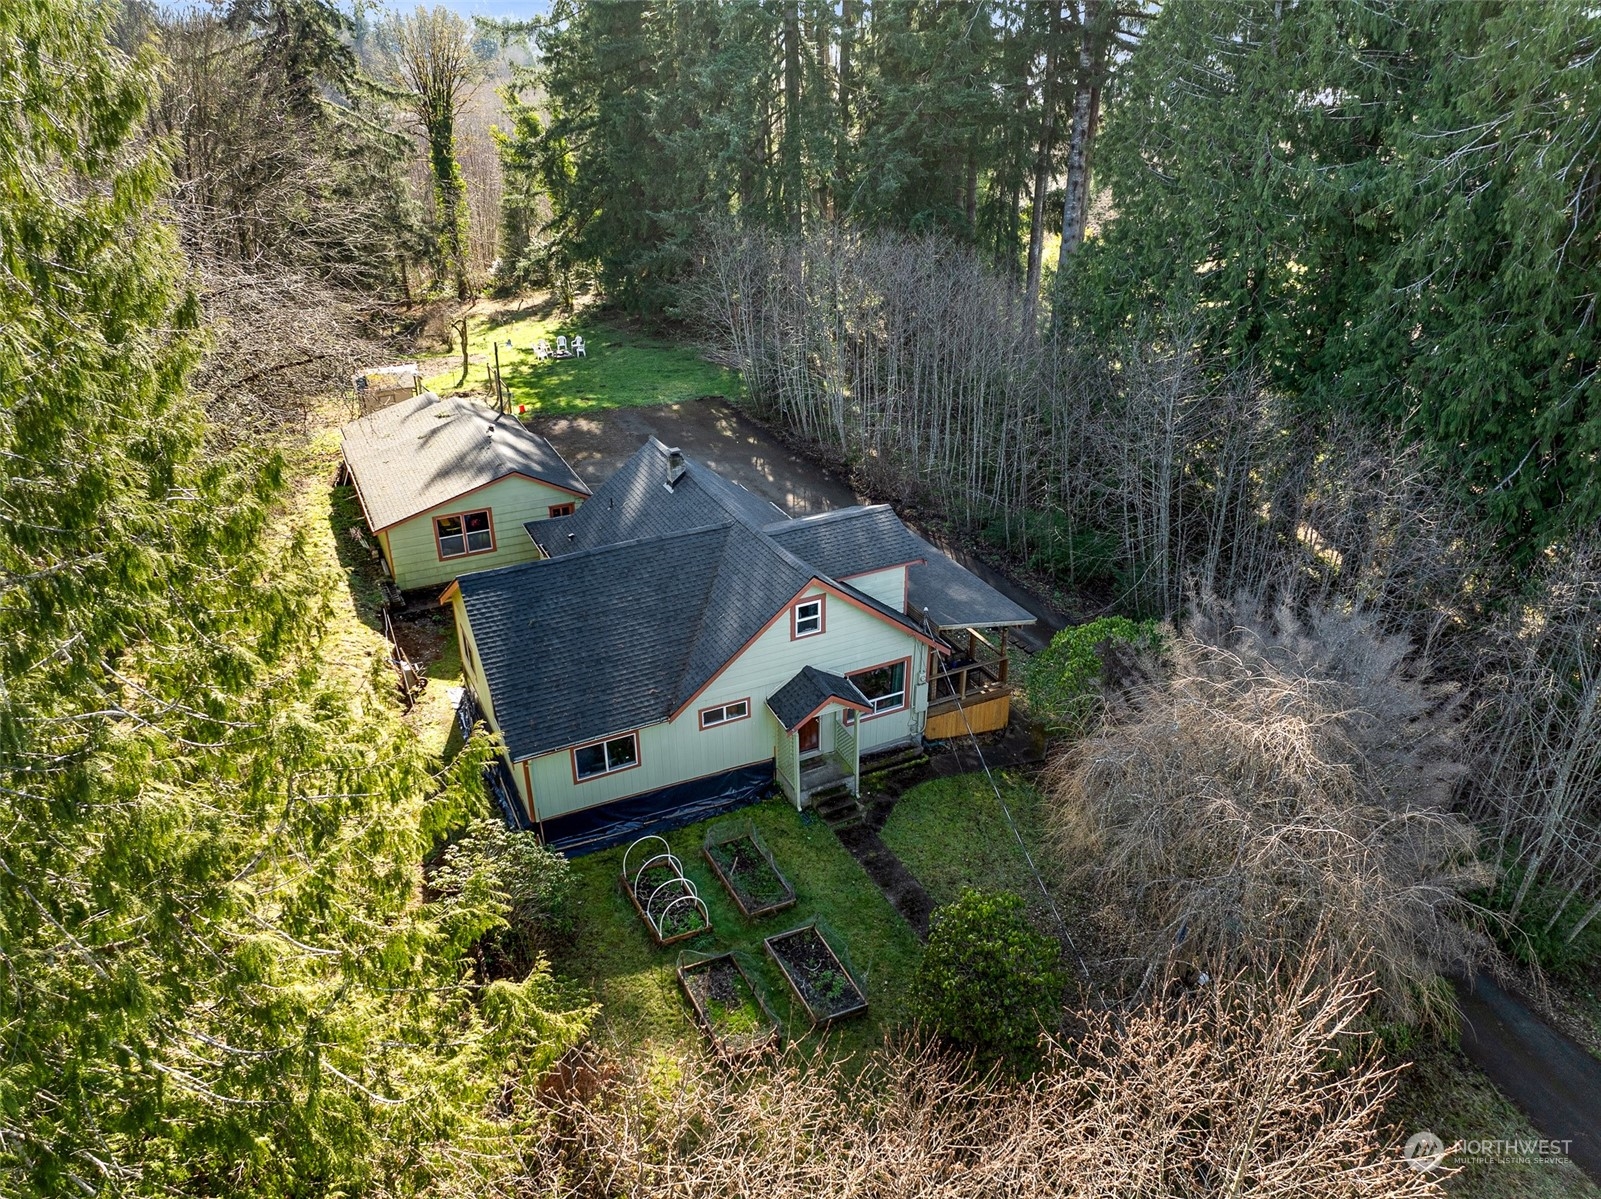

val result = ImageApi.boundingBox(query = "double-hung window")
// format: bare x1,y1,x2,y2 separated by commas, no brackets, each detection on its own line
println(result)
436,509,493,558
849,660,908,716
573,733,639,780
793,598,823,638
700,699,750,729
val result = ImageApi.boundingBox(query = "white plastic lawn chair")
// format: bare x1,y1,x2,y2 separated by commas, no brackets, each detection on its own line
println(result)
556,335,570,357
533,339,550,361
573,335,587,358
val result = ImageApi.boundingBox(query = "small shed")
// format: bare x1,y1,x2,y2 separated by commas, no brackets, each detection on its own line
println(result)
354,363,422,415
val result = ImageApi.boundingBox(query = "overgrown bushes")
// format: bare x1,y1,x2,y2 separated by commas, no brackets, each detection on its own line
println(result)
1024,616,1164,733
914,888,1064,1066
528,957,1443,1198
1050,596,1492,1025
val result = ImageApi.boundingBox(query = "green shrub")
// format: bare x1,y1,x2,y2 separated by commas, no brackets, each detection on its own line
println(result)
1479,867,1601,982
914,888,1064,1067
431,818,577,978
1024,615,1164,733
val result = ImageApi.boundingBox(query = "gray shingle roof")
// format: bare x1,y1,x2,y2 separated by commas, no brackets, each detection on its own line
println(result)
457,526,729,761
341,392,588,530
457,521,906,760
767,508,1035,630
460,439,1034,760
524,437,783,555
905,551,1034,631
766,666,871,732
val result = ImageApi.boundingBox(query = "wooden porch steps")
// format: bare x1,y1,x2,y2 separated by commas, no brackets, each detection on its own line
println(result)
811,784,864,830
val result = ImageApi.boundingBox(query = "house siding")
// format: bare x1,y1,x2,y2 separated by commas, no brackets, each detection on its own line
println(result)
841,564,908,610
448,593,533,816
521,582,929,822
385,476,578,591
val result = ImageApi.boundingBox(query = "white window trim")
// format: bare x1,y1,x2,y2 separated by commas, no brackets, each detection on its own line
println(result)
573,733,640,781
700,699,750,729
849,660,909,718
793,598,823,638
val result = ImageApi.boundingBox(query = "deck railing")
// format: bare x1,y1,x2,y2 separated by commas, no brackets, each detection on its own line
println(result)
930,626,1012,705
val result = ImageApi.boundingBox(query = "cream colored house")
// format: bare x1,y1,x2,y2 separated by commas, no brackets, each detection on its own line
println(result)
444,439,1031,852
340,392,589,592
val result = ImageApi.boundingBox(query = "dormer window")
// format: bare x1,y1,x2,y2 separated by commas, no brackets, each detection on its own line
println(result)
792,598,823,639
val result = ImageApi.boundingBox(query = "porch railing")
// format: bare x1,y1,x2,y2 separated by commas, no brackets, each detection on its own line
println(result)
930,626,1012,705
830,713,860,797
775,728,801,808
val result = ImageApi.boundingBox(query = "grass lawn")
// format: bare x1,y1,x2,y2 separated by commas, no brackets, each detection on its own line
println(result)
291,417,467,761
420,304,742,417
879,770,1060,930
553,793,923,1061
1386,1041,1601,1199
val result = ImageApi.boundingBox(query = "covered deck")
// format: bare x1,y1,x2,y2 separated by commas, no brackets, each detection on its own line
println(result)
906,550,1034,741
925,625,1015,739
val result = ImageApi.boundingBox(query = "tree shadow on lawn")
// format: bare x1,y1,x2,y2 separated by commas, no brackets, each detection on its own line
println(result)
326,479,387,636
480,293,563,331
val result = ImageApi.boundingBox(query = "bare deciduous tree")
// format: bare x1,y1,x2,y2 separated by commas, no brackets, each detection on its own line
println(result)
383,6,481,300
507,955,1445,1198
690,225,1489,624
1049,595,1493,1023
1468,543,1601,947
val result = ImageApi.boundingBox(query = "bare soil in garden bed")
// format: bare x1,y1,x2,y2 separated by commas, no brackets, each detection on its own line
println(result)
622,861,710,946
704,834,796,919
678,955,779,1055
765,925,867,1023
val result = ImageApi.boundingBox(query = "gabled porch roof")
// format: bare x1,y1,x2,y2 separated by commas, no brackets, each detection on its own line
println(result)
766,666,872,732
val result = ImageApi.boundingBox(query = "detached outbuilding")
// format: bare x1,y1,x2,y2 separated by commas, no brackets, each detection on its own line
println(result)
340,392,589,592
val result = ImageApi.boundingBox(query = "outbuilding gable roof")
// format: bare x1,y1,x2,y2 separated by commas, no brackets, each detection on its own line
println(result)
341,392,589,531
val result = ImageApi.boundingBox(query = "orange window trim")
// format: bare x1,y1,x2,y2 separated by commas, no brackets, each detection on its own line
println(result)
433,506,497,562
790,595,826,640
699,697,753,730
669,580,944,724
848,655,913,721
569,732,643,784
369,471,591,534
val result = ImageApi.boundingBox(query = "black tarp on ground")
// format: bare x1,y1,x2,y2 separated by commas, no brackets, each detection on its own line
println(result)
535,762,777,856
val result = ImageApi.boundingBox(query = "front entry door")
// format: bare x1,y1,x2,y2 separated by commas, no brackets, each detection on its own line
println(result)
798,716,820,756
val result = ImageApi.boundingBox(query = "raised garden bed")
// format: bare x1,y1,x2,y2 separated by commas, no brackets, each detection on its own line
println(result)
621,836,711,946
764,923,868,1025
703,826,796,919
677,953,780,1056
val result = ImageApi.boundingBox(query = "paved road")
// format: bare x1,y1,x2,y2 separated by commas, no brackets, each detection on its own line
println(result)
1454,974,1601,1185
527,399,1068,650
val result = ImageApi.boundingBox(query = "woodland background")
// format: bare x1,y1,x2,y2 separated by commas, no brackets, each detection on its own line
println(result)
2,0,1599,1196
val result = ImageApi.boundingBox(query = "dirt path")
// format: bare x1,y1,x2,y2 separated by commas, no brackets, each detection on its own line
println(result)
1454,974,1601,1184
526,399,1068,649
